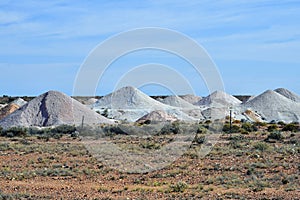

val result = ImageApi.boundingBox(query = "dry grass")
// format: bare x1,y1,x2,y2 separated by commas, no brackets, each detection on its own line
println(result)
0,129,299,199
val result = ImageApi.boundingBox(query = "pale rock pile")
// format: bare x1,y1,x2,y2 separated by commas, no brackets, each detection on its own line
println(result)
157,95,198,109
83,98,98,106
12,98,27,107
197,91,242,108
136,110,178,123
0,98,27,120
0,104,20,121
274,88,300,102
241,90,300,123
0,91,114,129
179,94,202,105
92,86,199,122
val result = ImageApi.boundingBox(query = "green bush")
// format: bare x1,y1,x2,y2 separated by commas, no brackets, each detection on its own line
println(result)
1,127,28,137
254,122,267,127
169,181,188,193
267,131,283,141
277,121,286,126
222,124,240,133
253,142,269,152
267,124,278,132
282,123,299,132
51,125,76,134
193,134,206,144
103,125,128,135
242,122,258,132
159,122,181,135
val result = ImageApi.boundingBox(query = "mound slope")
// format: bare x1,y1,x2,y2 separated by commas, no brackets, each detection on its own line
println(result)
0,91,114,129
93,86,172,110
197,91,242,108
242,90,300,123
179,94,202,105
92,86,200,122
157,96,197,108
274,88,300,103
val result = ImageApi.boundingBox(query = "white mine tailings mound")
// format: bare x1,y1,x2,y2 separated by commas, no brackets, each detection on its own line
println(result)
197,91,242,108
92,86,199,122
242,90,300,123
0,91,114,129
158,96,198,109
93,86,171,109
136,110,178,123
274,88,300,103
179,94,202,105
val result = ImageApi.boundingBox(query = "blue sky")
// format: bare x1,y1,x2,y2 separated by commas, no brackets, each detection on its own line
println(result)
0,0,300,96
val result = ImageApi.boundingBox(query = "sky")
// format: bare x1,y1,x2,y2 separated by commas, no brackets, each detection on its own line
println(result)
0,0,300,96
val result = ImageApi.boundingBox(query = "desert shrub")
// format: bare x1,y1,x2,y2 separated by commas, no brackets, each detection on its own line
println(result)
242,122,258,132
169,181,188,193
1,127,28,137
159,122,181,135
51,125,76,134
101,108,109,118
222,124,240,133
140,141,160,150
197,126,207,134
282,123,299,132
277,121,286,126
267,131,283,141
240,128,249,135
205,120,211,124
267,124,278,132
193,134,206,144
254,121,267,127
253,142,269,152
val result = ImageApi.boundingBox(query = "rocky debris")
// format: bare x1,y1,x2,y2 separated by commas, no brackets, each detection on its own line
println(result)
0,91,114,129
12,98,27,107
136,110,178,123
0,103,20,120
242,109,265,122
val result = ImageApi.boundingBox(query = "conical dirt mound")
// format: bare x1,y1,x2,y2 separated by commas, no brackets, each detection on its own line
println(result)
243,90,300,123
274,88,300,102
93,86,172,110
197,91,242,107
158,96,197,108
0,91,114,129
179,94,202,105
92,86,200,122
